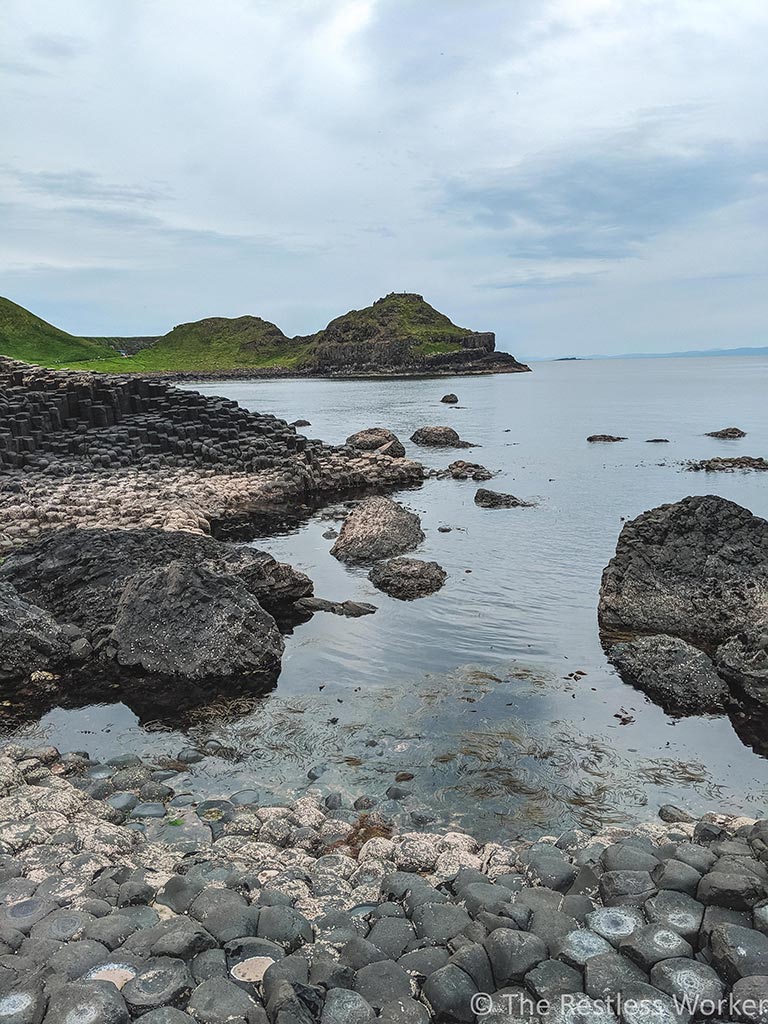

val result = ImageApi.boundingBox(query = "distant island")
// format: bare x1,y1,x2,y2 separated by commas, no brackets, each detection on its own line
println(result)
0,293,530,378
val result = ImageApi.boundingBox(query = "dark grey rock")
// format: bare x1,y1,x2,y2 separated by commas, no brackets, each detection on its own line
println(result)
731,976,768,1024
186,978,262,1023
552,930,613,969
412,902,472,942
485,929,547,985
421,964,476,1023
698,871,767,909
378,997,430,1024
651,859,702,897
527,908,581,947
0,983,46,1024
366,918,415,959
354,960,411,1009
321,988,376,1024
192,948,228,983
29,908,92,943
151,919,218,959
137,1011,196,1024
525,958,584,1000
586,907,646,948
709,923,768,982
257,906,312,952
607,635,729,715
674,843,717,875
368,559,446,601
0,899,56,936
644,890,704,945
649,956,725,1005
122,957,194,1014
583,952,648,1000
448,943,494,993
397,947,450,978
48,939,110,981
42,981,129,1024
599,871,657,908
545,994,618,1024
616,982,682,1024
339,937,388,970
619,924,693,971
474,489,533,509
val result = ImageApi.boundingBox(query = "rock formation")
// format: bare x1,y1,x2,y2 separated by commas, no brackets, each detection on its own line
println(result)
345,427,406,459
587,434,626,443
705,427,746,439
368,558,447,600
330,497,424,564
448,461,493,481
599,495,768,725
474,488,534,509
410,426,473,448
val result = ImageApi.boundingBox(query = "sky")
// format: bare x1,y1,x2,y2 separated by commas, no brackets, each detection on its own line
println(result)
1,0,766,358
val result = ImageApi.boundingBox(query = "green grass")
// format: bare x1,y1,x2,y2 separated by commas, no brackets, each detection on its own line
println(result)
411,339,464,357
0,296,117,365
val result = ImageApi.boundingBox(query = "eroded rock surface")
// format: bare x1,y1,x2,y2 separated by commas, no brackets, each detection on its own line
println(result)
368,558,447,600
474,488,534,509
330,498,424,564
345,428,406,459
705,426,746,439
410,426,473,448
0,581,67,681
448,461,493,481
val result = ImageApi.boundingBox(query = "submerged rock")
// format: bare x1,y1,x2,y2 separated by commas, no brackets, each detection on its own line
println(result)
474,488,534,509
688,456,768,472
368,558,447,600
440,394,458,404
448,461,493,481
296,597,377,618
410,426,473,448
111,562,284,680
346,428,406,459
587,434,626,443
705,426,746,439
330,497,424,564
607,635,730,715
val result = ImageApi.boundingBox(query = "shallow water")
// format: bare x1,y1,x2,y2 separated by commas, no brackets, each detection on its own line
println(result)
9,356,768,840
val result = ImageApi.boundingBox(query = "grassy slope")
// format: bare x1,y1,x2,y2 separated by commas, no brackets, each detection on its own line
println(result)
0,296,116,365
318,293,467,357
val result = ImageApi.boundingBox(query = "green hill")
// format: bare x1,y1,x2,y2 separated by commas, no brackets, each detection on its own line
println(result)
0,296,117,365
0,292,528,375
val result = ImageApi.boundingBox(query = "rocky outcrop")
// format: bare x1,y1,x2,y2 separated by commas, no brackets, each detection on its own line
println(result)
706,426,746,439
410,426,473,448
0,527,312,634
330,497,424,564
599,496,768,725
587,434,626,443
598,496,768,645
345,427,406,459
607,635,730,715
368,558,447,600
0,581,67,680
111,562,284,679
474,488,534,509
448,460,493,481
688,457,768,472
441,394,458,404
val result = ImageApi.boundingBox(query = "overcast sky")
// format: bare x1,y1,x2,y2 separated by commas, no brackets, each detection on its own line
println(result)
1,0,766,357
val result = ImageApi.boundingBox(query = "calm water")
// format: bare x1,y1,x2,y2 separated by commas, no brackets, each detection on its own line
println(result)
11,357,768,840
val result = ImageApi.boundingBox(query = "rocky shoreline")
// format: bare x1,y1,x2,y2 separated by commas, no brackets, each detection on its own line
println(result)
2,743,768,1023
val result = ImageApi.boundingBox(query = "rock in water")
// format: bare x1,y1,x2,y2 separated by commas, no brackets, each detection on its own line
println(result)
607,635,730,715
441,393,458,404
111,562,284,679
706,426,746,439
474,488,534,509
688,456,768,472
0,581,67,680
587,434,626,443
716,632,768,708
346,428,406,458
598,495,768,645
448,461,493,481
368,558,447,600
330,497,424,564
410,426,473,448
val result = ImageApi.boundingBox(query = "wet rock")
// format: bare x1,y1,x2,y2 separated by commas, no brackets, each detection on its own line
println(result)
649,956,725,1005
346,428,406,459
421,964,476,1023
0,983,46,1024
697,871,767,909
688,455,768,472
731,976,768,1024
122,957,194,1014
330,497,424,564
587,435,626,442
447,461,492,481
368,558,446,600
706,426,746,439
111,561,284,680
295,597,377,618
583,952,647,1000
441,394,458,404
410,426,473,448
525,959,584,1000
644,890,704,944
552,929,613,969
599,871,657,908
474,488,534,509
709,923,768,982
0,582,67,682
607,635,729,715
586,907,646,948
321,988,376,1024
354,960,411,1009
485,929,547,984
598,495,768,646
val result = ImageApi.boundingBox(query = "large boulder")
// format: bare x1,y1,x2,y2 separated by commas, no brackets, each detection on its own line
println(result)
345,428,406,459
410,426,473,448
111,561,284,679
330,497,424,564
0,581,67,680
448,461,493,481
368,558,447,600
598,496,768,645
607,635,730,715
716,632,768,707
706,426,746,439
0,528,312,636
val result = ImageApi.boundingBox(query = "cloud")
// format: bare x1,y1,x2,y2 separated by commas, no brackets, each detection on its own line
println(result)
439,138,766,259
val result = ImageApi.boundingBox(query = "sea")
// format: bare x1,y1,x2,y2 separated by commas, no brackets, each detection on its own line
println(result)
9,356,768,841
